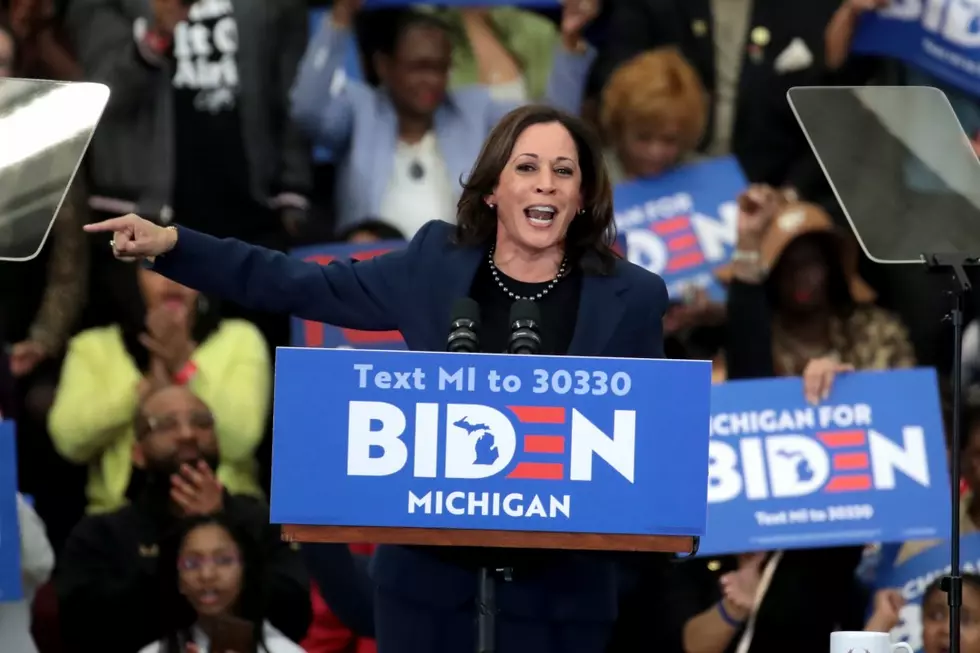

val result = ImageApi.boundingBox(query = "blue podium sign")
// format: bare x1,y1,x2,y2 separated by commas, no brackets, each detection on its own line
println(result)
700,368,950,556
271,349,711,537
876,533,980,653
613,156,746,303
0,421,21,602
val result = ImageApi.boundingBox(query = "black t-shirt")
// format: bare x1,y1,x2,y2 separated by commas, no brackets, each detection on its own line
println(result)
170,2,274,240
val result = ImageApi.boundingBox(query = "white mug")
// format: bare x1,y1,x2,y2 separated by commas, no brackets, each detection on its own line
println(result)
830,631,914,653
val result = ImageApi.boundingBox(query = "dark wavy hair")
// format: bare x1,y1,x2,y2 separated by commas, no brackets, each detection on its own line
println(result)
157,514,269,653
455,104,619,275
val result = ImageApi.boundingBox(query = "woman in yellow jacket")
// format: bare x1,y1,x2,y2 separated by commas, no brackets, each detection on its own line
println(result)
48,267,270,514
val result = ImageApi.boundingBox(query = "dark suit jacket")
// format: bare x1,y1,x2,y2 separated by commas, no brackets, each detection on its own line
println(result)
593,0,858,199
151,219,669,624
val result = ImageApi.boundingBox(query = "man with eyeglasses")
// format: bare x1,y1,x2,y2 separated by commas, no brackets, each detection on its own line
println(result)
54,384,311,653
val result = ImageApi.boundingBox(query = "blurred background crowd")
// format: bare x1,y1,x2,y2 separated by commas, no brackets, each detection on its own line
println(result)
1,0,979,651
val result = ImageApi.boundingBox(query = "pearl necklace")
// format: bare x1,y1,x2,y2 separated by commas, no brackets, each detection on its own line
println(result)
488,246,568,301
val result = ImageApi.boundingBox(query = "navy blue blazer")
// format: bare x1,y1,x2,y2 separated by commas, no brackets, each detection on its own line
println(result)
151,219,669,623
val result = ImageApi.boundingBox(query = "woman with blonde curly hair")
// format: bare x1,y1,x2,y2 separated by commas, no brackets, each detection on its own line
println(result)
600,47,708,182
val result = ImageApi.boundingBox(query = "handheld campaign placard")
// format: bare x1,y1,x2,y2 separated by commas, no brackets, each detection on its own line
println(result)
876,533,980,653
271,348,711,549
613,156,745,303
700,368,949,556
0,421,22,602
851,1,980,97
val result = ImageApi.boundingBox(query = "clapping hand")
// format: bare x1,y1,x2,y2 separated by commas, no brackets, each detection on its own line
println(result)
140,305,194,376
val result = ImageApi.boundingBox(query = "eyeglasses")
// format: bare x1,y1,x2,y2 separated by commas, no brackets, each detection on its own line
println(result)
177,552,241,572
146,410,215,435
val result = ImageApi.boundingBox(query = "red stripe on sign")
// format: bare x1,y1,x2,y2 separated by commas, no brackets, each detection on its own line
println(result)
818,431,866,448
651,216,690,235
524,435,566,454
824,475,872,492
507,462,564,480
666,251,704,271
833,452,870,470
667,234,698,251
507,406,566,423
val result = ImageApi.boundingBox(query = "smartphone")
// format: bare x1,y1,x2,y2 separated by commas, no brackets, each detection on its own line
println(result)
209,615,255,653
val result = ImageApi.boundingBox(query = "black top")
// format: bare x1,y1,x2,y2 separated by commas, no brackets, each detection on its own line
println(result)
468,254,582,356
170,2,275,240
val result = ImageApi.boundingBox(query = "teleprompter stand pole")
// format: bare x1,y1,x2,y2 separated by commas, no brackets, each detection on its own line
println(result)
926,253,979,653
476,567,496,653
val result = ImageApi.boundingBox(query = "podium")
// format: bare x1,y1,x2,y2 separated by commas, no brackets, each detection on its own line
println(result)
270,348,711,554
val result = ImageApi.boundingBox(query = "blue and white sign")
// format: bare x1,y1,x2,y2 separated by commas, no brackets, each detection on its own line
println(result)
852,1,980,97
876,533,980,652
0,421,21,602
290,241,407,350
270,349,711,537
699,368,950,556
613,156,746,302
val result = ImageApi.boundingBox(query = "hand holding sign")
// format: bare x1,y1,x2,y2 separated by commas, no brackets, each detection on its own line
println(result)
865,588,906,633
559,0,599,50
332,0,361,28
846,0,890,14
803,357,856,405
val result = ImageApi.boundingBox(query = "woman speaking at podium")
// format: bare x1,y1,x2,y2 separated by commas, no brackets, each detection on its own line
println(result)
85,104,670,653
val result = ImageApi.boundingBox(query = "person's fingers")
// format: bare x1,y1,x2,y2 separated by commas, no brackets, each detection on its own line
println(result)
84,216,135,233
180,462,206,488
196,459,215,478
138,334,168,359
170,486,195,512
804,368,823,405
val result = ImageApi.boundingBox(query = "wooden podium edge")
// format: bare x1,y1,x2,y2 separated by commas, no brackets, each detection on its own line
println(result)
280,525,699,554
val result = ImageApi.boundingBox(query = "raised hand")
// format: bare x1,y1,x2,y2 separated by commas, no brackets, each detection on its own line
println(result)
865,588,905,632
718,552,766,622
847,0,890,14
802,356,854,404
83,214,178,262
560,0,599,50
735,184,784,248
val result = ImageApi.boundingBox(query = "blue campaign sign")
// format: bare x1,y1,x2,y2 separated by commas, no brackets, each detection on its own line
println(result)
876,533,980,652
851,1,980,97
308,8,365,164
289,241,407,349
0,421,22,602
613,156,746,303
699,368,949,556
270,349,712,537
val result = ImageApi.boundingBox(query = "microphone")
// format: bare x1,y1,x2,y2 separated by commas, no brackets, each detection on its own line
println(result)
447,298,481,353
508,300,542,355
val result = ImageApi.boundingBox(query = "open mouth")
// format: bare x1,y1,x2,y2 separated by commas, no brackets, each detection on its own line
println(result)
524,205,557,228
197,589,223,607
